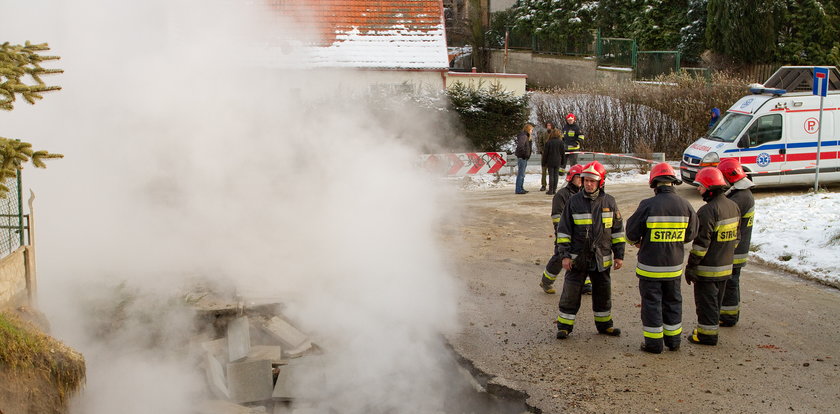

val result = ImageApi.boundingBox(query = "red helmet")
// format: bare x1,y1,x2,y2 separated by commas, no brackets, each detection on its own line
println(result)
717,158,747,184
649,162,681,188
581,161,606,187
566,164,584,182
695,167,728,189
566,113,576,122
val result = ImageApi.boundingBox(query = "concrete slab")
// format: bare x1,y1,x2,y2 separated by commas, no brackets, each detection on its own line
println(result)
227,359,274,404
202,338,228,361
227,316,251,362
259,317,311,355
196,400,267,414
245,345,285,365
204,353,230,400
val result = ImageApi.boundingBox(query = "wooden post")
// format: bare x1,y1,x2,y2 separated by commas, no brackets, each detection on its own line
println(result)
24,190,36,306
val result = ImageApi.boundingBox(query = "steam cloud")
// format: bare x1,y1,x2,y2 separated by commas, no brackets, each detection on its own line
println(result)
1,1,462,412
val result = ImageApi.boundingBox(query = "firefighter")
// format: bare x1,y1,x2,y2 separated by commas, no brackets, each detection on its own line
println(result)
554,161,625,339
540,164,584,294
626,163,699,353
686,167,741,346
561,113,585,172
717,158,755,327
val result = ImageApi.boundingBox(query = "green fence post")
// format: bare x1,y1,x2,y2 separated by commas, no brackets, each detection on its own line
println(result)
596,29,602,62
632,40,638,69
675,51,681,73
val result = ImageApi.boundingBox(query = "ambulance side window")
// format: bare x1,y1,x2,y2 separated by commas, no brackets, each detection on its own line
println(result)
746,114,783,147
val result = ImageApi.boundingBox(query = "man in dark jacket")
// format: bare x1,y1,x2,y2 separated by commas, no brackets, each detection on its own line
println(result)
554,161,625,339
542,129,565,195
626,163,699,353
540,164,583,294
562,113,585,171
717,158,755,327
538,121,555,191
515,123,534,194
686,167,741,346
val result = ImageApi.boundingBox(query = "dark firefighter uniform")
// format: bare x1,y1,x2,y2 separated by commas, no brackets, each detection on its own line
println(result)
561,123,584,168
555,190,625,335
626,186,699,352
720,183,755,326
687,193,741,345
541,181,581,290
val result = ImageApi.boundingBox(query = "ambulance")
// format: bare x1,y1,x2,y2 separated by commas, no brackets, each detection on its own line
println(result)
681,66,840,187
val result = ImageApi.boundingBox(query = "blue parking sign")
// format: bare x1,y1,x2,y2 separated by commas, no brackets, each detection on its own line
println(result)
813,67,829,97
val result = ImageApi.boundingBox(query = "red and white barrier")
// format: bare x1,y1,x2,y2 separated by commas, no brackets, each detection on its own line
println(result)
420,152,507,176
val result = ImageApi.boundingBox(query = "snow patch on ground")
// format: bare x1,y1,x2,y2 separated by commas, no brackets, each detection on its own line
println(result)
751,192,840,287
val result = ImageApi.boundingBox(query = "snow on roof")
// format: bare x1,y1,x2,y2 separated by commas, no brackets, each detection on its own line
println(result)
272,0,449,70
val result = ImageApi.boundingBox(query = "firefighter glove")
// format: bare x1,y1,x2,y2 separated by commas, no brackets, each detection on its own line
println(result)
685,267,698,285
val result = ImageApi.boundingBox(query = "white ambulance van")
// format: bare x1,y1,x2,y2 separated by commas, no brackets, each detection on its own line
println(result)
681,66,840,187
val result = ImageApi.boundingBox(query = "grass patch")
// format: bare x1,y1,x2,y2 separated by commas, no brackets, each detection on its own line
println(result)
0,311,85,402
778,254,793,262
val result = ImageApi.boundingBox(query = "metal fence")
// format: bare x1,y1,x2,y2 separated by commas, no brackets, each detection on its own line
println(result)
635,51,681,80
0,172,25,258
596,37,636,68
534,31,595,56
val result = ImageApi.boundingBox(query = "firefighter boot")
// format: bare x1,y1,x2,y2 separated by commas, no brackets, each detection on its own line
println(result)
640,336,664,354
598,327,621,337
555,318,574,339
687,328,718,346
581,278,593,295
540,281,556,294
540,271,557,294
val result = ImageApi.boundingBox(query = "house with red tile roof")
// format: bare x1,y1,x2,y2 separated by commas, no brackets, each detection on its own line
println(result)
267,0,451,91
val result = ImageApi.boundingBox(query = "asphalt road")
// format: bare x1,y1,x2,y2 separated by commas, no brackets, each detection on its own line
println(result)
443,181,840,414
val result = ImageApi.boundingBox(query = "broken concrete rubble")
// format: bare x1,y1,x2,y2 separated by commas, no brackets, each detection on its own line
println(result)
227,316,251,362
258,316,312,358
192,293,315,412
227,359,274,404
195,400,267,414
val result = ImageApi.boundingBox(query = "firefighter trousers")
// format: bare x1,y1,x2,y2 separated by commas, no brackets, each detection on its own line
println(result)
720,266,742,326
639,278,682,352
692,280,727,345
542,247,591,288
556,268,614,333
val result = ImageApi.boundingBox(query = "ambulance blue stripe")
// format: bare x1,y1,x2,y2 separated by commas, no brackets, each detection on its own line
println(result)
724,140,840,153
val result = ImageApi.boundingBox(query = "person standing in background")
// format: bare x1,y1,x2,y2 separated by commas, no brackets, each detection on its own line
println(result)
709,108,721,129
538,121,555,192
515,123,534,194
543,129,565,195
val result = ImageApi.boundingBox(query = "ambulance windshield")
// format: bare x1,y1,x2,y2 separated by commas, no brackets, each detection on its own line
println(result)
708,112,751,142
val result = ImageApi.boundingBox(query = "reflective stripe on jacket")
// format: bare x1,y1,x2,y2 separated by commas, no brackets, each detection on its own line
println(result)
561,124,584,151
687,193,741,281
727,187,755,268
551,183,579,231
626,186,699,280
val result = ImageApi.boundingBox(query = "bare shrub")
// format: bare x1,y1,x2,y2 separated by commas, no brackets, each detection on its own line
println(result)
532,72,748,159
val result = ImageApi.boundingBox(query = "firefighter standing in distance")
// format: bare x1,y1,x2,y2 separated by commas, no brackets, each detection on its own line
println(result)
686,167,741,346
717,158,755,327
540,164,584,294
554,161,625,339
561,113,585,172
626,163,699,353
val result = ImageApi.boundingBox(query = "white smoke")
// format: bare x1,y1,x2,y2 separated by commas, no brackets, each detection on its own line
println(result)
1,1,462,412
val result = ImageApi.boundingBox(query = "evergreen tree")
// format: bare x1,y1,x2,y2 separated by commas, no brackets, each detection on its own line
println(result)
777,0,839,64
706,0,784,63
679,0,708,63
632,0,689,50
596,0,642,37
0,41,64,196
